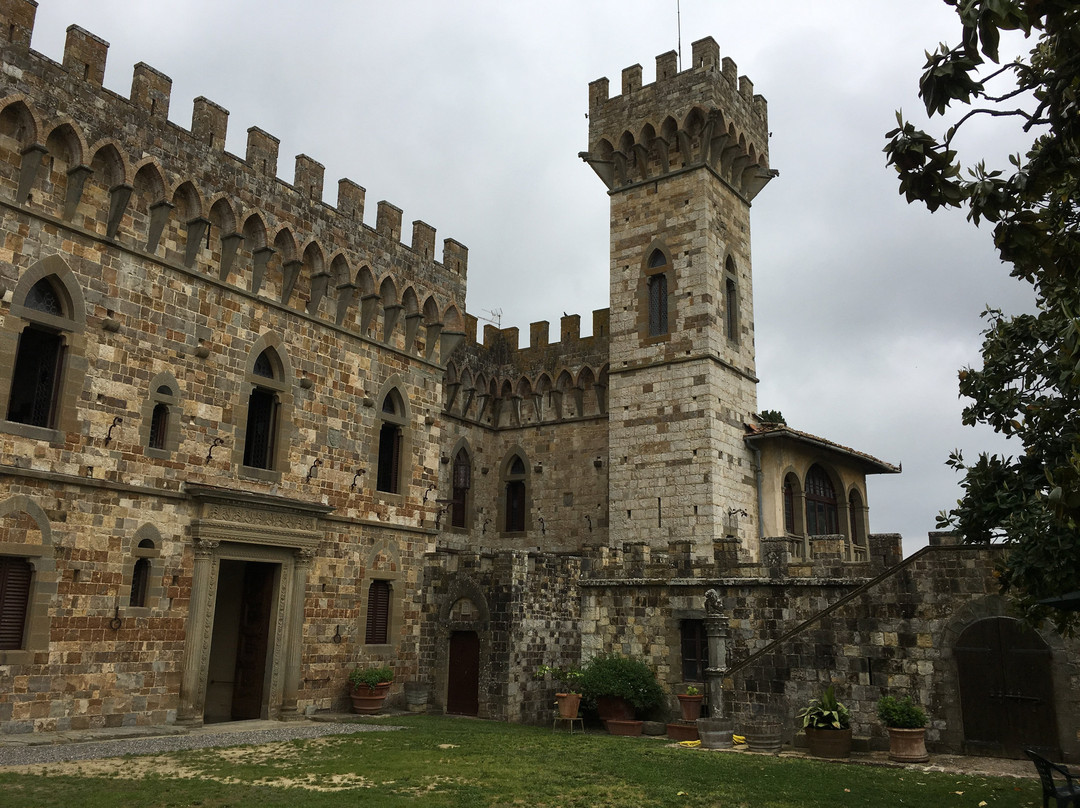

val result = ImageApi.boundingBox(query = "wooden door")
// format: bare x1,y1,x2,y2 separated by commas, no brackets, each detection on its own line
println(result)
231,562,275,720
446,630,480,716
955,617,1059,759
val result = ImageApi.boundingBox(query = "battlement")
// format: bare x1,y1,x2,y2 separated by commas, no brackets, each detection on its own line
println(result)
0,0,468,333
581,37,775,201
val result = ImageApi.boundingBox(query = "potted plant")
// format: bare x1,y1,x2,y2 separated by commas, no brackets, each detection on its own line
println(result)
877,695,929,763
798,685,852,758
580,653,664,734
348,665,394,714
677,685,704,722
536,664,584,718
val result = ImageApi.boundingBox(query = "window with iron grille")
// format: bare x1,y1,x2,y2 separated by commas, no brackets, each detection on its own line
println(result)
0,556,32,651
648,273,668,336
365,580,391,644
681,619,708,682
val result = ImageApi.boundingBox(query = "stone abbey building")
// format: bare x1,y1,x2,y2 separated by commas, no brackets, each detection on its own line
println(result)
0,1,1076,759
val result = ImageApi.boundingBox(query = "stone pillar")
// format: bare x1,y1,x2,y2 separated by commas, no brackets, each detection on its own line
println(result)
177,538,219,726
703,588,730,719
279,547,314,720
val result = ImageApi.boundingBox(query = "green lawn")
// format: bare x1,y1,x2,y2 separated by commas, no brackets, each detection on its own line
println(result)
0,716,1040,807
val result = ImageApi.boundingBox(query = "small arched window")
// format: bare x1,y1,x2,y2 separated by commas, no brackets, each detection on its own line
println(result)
504,454,527,533
377,389,406,494
7,278,66,428
148,402,169,450
451,449,471,529
725,276,739,343
805,465,839,536
848,489,865,546
129,557,150,608
243,349,281,470
645,248,671,338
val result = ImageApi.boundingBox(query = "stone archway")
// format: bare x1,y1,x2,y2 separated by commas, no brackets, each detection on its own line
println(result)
433,575,491,718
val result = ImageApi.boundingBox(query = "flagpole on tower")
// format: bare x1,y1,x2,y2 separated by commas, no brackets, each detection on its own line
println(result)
677,0,683,71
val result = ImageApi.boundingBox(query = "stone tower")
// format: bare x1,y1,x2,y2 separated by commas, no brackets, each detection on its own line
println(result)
581,37,776,561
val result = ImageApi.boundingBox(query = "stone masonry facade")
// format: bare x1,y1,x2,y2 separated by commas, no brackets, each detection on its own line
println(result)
0,1,1076,761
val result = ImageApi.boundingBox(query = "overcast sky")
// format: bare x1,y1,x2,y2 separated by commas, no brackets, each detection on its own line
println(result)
28,1,1034,556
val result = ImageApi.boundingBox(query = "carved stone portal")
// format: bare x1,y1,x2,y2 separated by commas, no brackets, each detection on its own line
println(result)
177,485,332,726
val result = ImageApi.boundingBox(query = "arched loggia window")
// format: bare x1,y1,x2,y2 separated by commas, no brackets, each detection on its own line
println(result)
805,464,839,535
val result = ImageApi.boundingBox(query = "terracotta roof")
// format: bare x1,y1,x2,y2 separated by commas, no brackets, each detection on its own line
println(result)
744,422,901,475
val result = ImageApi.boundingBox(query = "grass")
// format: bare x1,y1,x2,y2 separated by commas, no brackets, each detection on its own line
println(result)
0,715,1040,807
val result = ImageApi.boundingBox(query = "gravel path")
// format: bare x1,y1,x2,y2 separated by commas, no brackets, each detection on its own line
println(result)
0,721,402,768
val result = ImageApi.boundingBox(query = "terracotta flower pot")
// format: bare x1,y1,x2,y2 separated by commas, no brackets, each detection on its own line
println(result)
606,719,643,736
677,693,704,722
595,695,635,727
804,726,852,759
350,681,391,714
887,727,929,763
666,721,699,742
556,692,581,719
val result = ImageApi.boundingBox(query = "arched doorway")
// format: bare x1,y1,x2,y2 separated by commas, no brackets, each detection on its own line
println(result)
954,617,1060,759
446,630,480,716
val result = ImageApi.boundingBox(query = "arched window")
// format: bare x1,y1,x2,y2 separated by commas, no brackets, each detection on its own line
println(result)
504,454,527,533
805,465,839,536
725,275,739,343
243,350,281,469
148,401,169,450
377,389,406,494
451,448,471,529
646,248,670,337
7,278,66,428
365,580,391,644
783,473,798,534
849,489,865,546
129,557,150,608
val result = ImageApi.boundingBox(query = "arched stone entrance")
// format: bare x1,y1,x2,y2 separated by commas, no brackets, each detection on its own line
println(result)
954,616,1060,759
433,575,491,718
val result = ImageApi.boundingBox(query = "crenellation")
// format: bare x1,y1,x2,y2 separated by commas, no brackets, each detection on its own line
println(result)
190,96,228,151
246,127,279,177
528,320,548,348
336,178,364,221
655,50,678,82
0,0,35,50
738,75,754,99
691,36,720,70
63,25,107,88
411,220,435,261
130,63,171,121
293,154,324,202
375,200,402,242
621,64,642,95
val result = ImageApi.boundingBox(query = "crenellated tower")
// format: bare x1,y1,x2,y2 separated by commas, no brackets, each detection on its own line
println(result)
581,37,776,562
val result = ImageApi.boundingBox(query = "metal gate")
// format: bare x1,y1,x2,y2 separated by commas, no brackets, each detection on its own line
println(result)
954,617,1059,759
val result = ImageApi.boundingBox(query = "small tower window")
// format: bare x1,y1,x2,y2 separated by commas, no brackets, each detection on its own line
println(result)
148,402,169,450
129,557,150,608
644,248,671,338
504,454,528,533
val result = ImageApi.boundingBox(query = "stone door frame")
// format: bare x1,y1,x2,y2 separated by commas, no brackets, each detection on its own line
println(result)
177,484,331,726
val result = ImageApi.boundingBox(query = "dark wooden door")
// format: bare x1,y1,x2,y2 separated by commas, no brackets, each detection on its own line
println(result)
955,617,1059,759
446,631,479,716
231,562,275,720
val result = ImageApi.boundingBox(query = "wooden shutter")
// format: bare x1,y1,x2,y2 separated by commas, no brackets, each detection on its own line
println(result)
0,556,32,651
365,580,390,644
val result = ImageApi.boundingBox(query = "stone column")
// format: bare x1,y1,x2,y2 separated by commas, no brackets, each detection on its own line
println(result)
279,547,314,720
703,588,730,719
176,538,219,726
